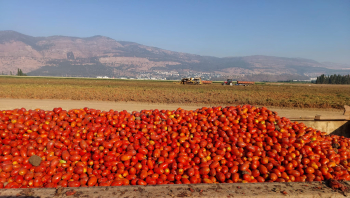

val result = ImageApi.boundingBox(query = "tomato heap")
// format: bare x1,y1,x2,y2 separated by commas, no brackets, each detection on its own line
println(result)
0,105,349,188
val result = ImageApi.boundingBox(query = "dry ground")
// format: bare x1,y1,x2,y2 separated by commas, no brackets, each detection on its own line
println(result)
0,76,349,115
1,77,350,108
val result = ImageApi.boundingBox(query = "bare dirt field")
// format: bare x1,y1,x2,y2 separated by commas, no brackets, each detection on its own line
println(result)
0,76,348,119
1,76,350,109
0,98,344,119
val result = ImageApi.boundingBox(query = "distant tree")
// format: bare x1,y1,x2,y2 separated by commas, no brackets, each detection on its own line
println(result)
316,74,322,84
341,75,347,84
335,74,341,84
16,68,27,76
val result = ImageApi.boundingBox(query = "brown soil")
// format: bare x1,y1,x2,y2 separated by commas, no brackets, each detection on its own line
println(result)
1,77,349,109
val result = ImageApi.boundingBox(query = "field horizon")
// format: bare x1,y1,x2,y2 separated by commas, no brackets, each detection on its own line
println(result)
1,76,349,110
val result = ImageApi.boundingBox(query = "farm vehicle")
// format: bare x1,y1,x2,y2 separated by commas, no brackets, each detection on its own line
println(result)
179,77,212,85
222,79,255,86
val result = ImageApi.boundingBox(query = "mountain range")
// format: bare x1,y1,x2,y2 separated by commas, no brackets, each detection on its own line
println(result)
0,30,349,81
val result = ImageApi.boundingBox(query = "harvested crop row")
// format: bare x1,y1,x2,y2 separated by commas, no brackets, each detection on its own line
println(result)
0,105,349,188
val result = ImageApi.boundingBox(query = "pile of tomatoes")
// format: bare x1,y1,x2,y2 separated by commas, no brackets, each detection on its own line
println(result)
0,105,349,188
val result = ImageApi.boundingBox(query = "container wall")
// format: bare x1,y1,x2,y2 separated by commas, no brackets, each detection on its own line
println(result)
292,120,350,137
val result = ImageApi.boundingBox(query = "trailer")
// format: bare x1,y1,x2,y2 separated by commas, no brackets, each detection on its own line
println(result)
202,80,212,84
0,106,349,197
236,81,255,86
222,80,255,86
1,111,348,198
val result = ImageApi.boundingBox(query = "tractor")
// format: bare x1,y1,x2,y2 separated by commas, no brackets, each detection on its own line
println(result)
222,79,234,86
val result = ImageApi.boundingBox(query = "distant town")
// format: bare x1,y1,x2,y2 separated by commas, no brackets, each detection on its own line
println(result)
97,71,222,81
96,70,317,82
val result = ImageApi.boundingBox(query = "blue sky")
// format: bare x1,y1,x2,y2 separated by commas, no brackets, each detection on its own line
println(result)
0,0,349,64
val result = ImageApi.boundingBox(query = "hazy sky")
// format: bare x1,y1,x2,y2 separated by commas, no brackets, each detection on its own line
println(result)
0,0,349,64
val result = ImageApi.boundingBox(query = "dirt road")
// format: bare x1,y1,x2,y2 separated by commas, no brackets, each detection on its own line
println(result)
0,98,344,119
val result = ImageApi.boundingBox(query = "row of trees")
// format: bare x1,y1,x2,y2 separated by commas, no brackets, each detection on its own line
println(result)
316,74,350,84
16,68,27,76
1,69,27,76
